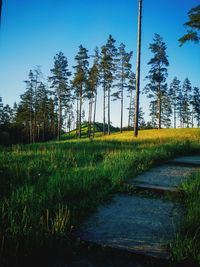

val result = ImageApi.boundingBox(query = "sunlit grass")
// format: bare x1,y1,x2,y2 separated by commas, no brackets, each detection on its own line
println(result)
172,171,200,265
97,128,200,141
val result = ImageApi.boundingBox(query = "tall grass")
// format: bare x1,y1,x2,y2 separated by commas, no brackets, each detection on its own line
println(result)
0,128,200,265
172,171,200,265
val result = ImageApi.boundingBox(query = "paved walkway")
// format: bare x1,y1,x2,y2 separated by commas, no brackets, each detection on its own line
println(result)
76,155,200,260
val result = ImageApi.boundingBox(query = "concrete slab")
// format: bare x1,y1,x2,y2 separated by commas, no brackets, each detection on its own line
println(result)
169,155,200,166
76,195,181,259
133,183,179,195
128,164,198,189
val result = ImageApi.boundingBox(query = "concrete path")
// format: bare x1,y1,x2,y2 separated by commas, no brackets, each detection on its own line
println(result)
77,195,181,259
76,155,200,260
128,164,199,193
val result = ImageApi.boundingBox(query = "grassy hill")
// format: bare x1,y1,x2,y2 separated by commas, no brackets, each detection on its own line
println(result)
0,128,200,266
61,122,120,140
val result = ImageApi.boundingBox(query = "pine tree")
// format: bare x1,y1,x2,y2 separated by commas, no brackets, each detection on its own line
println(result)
138,107,146,129
169,77,181,128
113,43,132,133
87,48,100,137
49,52,71,140
2,104,13,125
144,34,169,129
149,100,158,128
161,88,172,128
65,106,74,134
100,35,117,135
15,69,45,142
11,102,18,124
105,35,117,135
48,97,57,138
179,5,200,45
0,97,3,125
100,45,109,135
182,78,192,128
134,0,143,137
72,45,89,138
92,47,100,137
177,88,184,128
20,70,35,143
35,82,50,140
192,87,200,127
127,72,136,129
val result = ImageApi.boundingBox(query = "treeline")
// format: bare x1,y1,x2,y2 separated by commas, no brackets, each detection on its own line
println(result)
0,34,200,145
144,34,200,129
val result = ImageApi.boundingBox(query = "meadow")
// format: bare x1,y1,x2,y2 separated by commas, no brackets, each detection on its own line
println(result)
0,128,200,266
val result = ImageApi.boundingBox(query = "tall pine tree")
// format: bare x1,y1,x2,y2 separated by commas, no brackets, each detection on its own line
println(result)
127,72,136,129
144,34,169,129
192,86,200,127
182,78,192,128
169,77,181,128
87,48,100,137
49,52,71,140
100,35,117,135
113,43,132,132
72,45,89,138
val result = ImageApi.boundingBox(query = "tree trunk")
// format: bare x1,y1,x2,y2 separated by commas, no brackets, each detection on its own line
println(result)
88,98,93,137
134,0,142,137
29,112,32,144
103,81,106,135
29,98,33,143
174,105,176,129
128,88,133,130
43,120,45,141
128,109,130,130
68,112,71,134
76,98,79,137
179,110,182,128
0,0,2,26
191,108,194,128
90,98,93,137
57,97,62,140
93,91,97,137
37,125,40,140
88,101,91,137
79,85,82,138
108,86,110,135
120,72,124,133
158,90,162,129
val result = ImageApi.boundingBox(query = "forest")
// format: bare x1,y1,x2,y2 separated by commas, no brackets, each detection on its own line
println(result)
0,33,200,145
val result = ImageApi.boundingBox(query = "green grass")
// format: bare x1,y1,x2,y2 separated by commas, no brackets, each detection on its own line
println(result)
0,128,200,265
61,122,120,140
172,171,200,265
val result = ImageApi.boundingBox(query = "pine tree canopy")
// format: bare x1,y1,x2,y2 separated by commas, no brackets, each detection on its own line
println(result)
179,5,200,45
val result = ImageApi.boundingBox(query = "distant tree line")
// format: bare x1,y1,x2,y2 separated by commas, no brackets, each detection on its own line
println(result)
145,34,200,129
0,34,200,145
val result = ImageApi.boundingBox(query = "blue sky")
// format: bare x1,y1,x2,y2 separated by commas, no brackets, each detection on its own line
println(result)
0,0,200,126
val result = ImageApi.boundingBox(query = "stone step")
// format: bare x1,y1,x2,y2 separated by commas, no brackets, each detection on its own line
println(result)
132,183,179,195
168,155,200,166
76,195,182,260
127,164,199,189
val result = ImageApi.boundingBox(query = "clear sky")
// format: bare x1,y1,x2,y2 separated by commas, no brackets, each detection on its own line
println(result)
0,0,200,126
